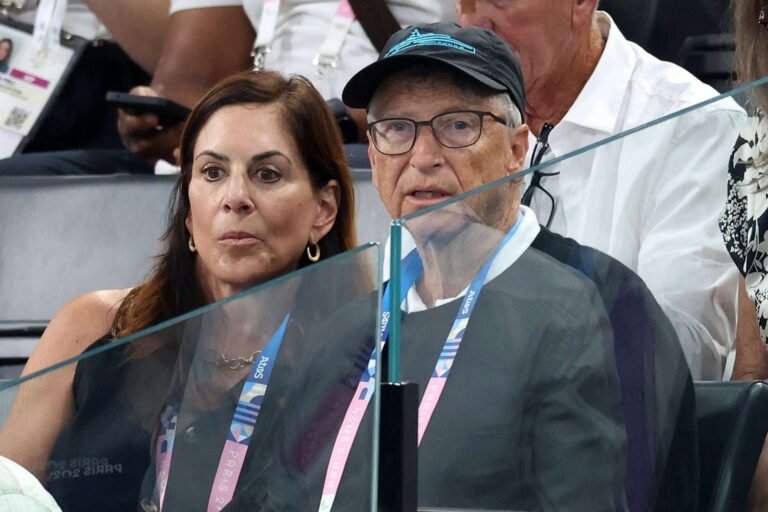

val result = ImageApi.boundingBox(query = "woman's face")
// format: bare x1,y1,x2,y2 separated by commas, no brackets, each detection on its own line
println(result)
186,103,339,302
0,41,11,61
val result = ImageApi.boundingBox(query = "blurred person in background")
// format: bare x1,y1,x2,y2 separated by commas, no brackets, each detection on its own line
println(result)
0,0,455,176
0,69,356,511
719,0,768,509
0,0,168,153
0,38,12,73
459,0,745,381
720,0,768,380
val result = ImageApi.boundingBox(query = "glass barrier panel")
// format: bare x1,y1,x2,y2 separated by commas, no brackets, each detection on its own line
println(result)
518,76,768,383
0,243,382,512
378,76,768,508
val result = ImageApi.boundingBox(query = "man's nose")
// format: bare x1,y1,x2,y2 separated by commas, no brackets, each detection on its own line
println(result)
409,125,444,172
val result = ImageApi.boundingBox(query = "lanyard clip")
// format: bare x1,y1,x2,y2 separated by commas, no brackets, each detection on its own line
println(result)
1,0,37,14
251,46,270,71
312,53,338,77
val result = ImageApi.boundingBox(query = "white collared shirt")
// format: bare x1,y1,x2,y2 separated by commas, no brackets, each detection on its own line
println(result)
524,12,745,380
169,0,455,99
382,206,542,314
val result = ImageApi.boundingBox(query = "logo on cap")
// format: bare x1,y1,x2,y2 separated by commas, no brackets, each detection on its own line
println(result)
384,29,477,59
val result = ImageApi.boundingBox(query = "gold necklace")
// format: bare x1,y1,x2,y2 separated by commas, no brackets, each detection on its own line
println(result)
204,349,262,370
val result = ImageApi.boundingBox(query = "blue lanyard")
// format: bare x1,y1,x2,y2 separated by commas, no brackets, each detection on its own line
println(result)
380,212,525,348
154,313,290,512
320,213,527,511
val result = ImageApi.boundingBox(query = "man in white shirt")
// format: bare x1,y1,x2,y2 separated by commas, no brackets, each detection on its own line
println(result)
460,0,745,380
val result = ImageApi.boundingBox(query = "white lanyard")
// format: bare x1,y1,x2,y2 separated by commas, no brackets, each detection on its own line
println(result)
252,0,280,70
31,0,66,60
312,0,355,76
252,0,355,75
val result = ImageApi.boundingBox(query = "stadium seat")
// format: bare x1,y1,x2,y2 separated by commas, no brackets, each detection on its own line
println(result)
600,0,659,48
696,380,768,512
646,0,731,64
678,33,737,95
0,171,389,372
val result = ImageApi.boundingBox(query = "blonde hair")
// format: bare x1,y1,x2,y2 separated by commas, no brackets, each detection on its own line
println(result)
735,0,768,110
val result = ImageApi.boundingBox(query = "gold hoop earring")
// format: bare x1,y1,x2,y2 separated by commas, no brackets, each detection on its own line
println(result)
306,238,320,262
188,234,197,253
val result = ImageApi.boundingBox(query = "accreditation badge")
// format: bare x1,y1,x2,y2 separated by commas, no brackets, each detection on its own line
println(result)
0,15,85,157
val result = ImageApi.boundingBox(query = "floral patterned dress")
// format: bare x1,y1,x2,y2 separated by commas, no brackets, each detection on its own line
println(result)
720,111,768,344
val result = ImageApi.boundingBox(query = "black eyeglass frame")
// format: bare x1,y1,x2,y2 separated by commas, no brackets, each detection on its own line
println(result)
521,122,558,229
367,110,509,156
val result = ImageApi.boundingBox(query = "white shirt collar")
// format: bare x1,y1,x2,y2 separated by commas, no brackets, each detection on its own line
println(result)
559,12,636,135
382,206,542,313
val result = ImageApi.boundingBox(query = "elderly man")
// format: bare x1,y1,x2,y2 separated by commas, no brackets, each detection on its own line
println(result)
296,21,692,512
459,0,745,380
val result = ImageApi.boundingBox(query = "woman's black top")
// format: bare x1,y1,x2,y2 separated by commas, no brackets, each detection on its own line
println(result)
46,335,175,512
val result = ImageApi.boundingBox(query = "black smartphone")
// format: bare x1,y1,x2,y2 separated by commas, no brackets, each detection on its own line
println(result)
106,91,191,126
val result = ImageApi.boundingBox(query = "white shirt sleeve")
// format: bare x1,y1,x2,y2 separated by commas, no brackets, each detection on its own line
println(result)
170,0,243,14
636,105,744,380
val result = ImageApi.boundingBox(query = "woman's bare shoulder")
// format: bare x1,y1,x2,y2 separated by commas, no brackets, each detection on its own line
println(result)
23,288,132,373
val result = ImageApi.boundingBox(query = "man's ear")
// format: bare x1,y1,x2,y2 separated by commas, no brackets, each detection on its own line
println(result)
507,123,530,176
312,180,341,242
572,0,599,28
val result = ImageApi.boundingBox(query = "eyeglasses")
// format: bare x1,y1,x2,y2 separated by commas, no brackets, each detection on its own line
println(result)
760,5,768,31
367,110,508,156
521,122,558,229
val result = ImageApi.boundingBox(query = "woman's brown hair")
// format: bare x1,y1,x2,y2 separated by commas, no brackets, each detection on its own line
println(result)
113,70,357,356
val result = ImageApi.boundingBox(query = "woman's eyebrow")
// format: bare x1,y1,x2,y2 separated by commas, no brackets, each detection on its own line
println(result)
251,150,292,166
195,149,228,161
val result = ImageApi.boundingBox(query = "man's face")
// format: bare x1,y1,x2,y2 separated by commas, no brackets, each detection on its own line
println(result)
368,77,528,224
458,0,577,91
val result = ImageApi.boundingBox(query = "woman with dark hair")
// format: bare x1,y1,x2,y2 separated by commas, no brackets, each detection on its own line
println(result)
0,38,13,74
0,69,357,511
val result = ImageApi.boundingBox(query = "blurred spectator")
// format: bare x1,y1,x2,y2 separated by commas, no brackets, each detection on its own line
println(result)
0,38,12,73
719,3,768,507
0,0,454,175
719,0,768,381
460,0,745,380
1,0,167,153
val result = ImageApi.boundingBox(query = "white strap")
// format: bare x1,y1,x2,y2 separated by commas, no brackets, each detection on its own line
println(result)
31,0,67,59
252,0,280,70
312,0,355,75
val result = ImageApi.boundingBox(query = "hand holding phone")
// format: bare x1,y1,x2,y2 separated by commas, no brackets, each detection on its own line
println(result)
113,87,189,165
106,91,191,127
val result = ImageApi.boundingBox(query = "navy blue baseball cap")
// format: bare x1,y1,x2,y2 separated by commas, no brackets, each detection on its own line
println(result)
342,22,525,117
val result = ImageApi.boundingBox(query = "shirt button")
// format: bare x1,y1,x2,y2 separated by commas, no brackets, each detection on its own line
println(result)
183,426,198,444
140,498,159,512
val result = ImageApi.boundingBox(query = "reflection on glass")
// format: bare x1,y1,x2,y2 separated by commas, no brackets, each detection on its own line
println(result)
0,244,382,512
387,160,695,509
